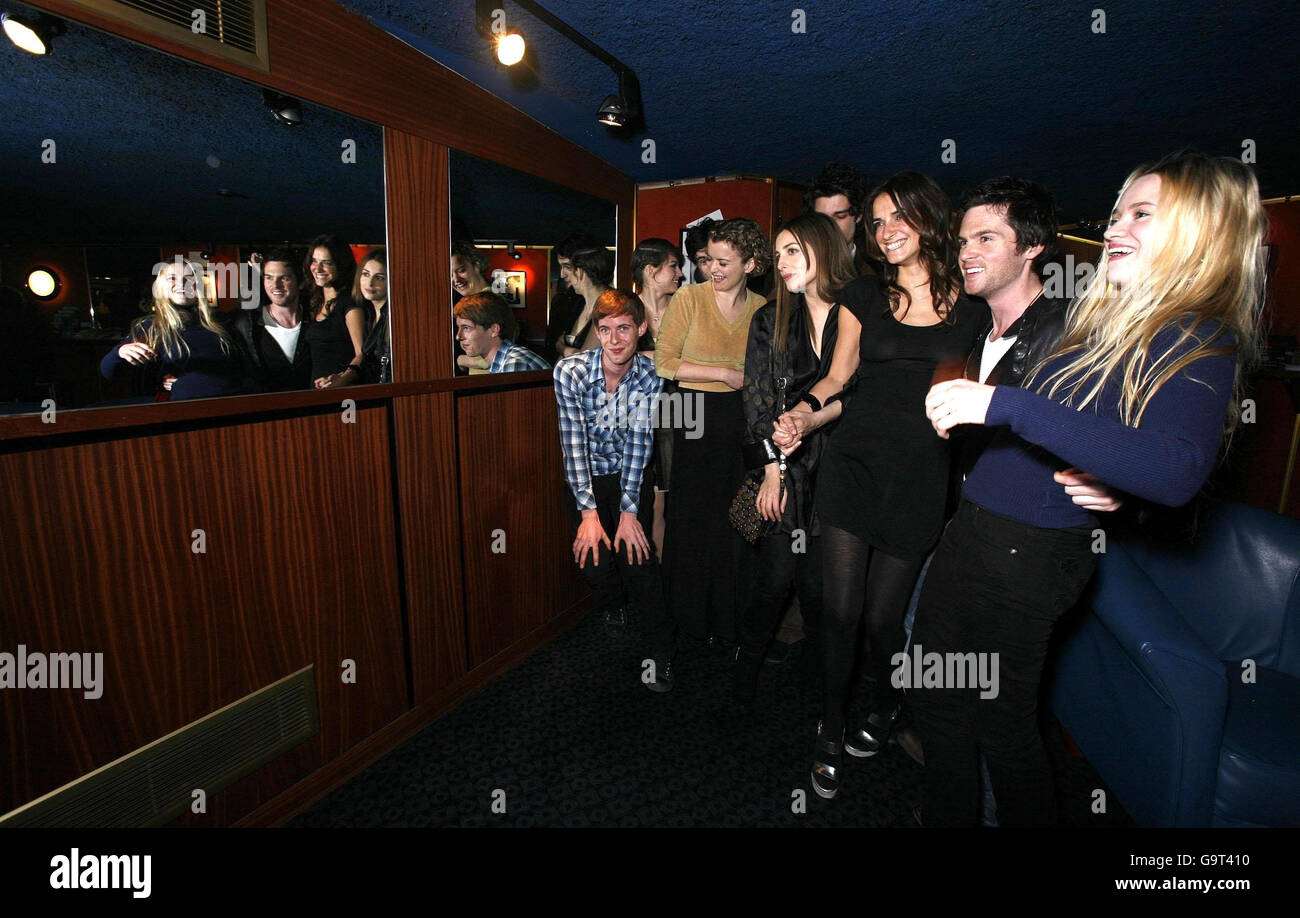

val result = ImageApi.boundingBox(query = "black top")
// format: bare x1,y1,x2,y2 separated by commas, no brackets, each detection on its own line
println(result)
100,309,247,401
742,294,841,534
955,291,1069,480
302,295,365,381
230,308,313,392
361,303,391,384
543,285,586,365
816,276,989,558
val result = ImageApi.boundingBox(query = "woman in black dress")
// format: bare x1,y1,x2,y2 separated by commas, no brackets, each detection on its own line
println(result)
302,234,366,388
355,248,390,384
775,172,988,798
733,213,855,704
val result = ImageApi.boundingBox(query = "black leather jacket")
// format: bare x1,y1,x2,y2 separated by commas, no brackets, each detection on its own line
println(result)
955,291,1068,479
741,295,840,533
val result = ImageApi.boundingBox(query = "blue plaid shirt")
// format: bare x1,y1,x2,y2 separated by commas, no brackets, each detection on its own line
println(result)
554,349,662,514
490,340,551,373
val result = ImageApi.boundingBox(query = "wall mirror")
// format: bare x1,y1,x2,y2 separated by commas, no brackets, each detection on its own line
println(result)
449,148,615,374
0,1,386,416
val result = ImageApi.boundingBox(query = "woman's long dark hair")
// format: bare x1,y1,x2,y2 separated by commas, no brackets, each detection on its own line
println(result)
304,234,357,319
866,171,961,323
772,213,856,354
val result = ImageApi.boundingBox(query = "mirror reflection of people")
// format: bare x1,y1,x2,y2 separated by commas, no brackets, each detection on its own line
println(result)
544,230,601,363
553,289,673,689
453,291,550,373
355,248,391,384
557,245,615,358
230,247,312,392
302,234,365,389
451,241,492,373
654,217,771,670
631,237,685,562
100,259,244,401
451,240,490,299
912,152,1264,827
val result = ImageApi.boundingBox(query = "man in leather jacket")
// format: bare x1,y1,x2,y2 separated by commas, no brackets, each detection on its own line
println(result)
229,248,312,392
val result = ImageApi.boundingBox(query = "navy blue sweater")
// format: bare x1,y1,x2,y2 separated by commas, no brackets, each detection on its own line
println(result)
962,320,1237,529
100,313,245,401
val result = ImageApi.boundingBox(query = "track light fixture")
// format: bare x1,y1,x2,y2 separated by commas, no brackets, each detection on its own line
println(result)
261,89,303,126
2,10,65,55
479,0,644,132
507,243,521,260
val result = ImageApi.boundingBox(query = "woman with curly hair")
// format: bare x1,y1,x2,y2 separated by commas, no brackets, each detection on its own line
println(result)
774,172,988,798
915,151,1264,825
100,258,244,401
653,217,771,678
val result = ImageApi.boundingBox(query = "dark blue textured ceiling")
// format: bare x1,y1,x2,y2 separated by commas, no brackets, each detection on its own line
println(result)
340,0,1300,221
1,0,385,246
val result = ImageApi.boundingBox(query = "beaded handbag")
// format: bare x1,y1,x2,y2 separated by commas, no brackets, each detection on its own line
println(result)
729,371,786,544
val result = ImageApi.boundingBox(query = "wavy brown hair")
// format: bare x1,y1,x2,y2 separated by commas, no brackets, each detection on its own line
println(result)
866,171,961,322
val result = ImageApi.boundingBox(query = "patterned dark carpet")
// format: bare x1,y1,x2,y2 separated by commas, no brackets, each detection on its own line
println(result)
289,611,1133,828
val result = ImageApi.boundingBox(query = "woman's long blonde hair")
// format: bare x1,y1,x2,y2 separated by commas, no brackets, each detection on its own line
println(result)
133,259,231,359
1035,151,1265,433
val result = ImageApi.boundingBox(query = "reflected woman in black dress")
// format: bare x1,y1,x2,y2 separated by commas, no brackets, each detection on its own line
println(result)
354,248,390,384
733,214,855,705
302,234,366,388
775,173,988,798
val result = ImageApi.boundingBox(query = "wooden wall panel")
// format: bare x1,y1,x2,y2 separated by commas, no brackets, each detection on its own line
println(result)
387,131,450,381
393,392,467,700
0,409,407,817
457,385,583,668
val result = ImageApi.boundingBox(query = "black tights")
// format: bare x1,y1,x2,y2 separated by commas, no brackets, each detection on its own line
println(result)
821,525,923,734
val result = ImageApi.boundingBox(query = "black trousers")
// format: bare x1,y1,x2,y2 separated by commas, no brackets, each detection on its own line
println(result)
910,498,1095,827
738,531,822,657
661,390,752,642
566,473,674,659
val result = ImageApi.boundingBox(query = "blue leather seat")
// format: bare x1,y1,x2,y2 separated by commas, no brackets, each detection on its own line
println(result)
1050,501,1300,827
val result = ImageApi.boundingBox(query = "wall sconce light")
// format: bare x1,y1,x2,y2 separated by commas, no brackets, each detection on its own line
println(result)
261,89,303,126
26,266,61,300
508,243,521,260
2,10,65,55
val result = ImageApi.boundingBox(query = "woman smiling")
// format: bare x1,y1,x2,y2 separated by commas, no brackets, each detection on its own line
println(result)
654,217,771,670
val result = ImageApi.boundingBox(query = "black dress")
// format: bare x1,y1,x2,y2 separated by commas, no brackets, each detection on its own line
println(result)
816,277,989,560
303,295,365,381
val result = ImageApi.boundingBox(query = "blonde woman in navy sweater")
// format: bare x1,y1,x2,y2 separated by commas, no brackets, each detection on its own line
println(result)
916,151,1265,826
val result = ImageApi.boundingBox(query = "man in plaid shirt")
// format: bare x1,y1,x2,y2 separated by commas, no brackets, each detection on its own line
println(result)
554,289,675,692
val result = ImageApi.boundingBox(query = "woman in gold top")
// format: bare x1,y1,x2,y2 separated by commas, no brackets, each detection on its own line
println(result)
654,217,771,671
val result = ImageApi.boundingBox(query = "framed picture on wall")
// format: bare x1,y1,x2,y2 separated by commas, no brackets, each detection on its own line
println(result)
491,269,527,309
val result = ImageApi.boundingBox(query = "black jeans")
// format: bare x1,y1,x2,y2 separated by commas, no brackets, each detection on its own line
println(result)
738,531,822,657
566,473,674,660
910,498,1096,827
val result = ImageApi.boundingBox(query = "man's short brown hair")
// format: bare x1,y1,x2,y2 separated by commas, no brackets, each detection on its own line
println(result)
454,291,516,339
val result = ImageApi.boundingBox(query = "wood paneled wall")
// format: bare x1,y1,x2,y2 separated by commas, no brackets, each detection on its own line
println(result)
2,0,623,824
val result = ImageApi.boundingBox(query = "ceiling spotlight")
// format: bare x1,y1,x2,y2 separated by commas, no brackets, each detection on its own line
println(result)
597,94,627,128
2,11,66,55
597,69,641,129
261,89,303,126
508,243,521,260
26,266,60,300
496,32,525,66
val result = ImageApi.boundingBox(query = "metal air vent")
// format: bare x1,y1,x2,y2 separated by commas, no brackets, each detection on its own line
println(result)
63,0,269,71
